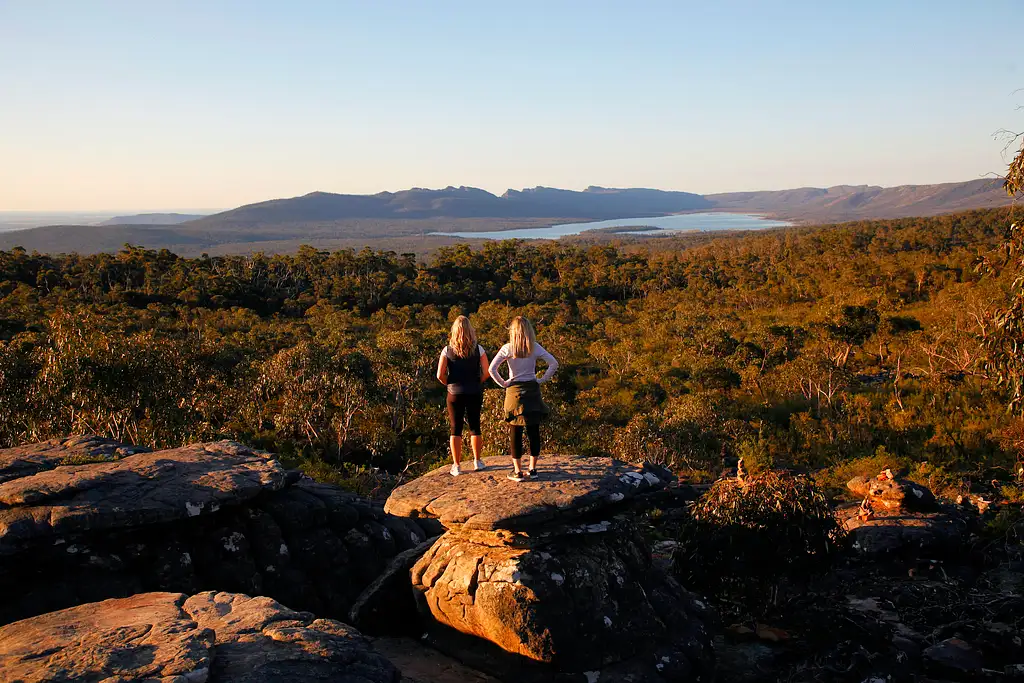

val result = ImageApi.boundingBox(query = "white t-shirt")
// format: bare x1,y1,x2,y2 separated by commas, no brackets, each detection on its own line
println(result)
488,343,558,388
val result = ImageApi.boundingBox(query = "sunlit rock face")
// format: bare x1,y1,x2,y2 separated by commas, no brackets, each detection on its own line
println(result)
841,471,966,559
387,455,716,682
0,590,401,683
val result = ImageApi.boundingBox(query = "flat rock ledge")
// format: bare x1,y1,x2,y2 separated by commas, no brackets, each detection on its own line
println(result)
384,454,673,531
837,505,967,558
0,590,400,683
0,440,287,553
0,437,438,628
0,434,149,485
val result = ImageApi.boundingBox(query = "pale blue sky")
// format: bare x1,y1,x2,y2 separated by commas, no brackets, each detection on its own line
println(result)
1,0,1020,210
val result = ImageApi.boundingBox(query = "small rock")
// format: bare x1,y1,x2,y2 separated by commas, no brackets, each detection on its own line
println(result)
1006,663,1024,680
923,637,984,677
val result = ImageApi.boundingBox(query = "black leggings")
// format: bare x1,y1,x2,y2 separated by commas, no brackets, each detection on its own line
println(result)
447,392,483,437
510,424,541,460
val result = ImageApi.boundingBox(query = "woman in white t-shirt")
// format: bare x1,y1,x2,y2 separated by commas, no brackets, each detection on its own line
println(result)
488,316,558,481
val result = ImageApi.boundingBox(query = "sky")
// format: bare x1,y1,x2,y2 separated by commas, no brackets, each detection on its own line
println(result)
1,1,1021,211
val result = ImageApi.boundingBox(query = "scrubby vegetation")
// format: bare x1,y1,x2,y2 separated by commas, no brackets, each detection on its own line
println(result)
1,205,1022,492
672,472,844,611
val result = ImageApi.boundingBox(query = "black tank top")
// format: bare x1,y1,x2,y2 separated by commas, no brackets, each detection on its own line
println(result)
446,346,482,395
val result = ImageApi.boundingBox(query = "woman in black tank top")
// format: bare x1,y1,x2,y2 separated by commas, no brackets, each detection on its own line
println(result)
436,316,490,476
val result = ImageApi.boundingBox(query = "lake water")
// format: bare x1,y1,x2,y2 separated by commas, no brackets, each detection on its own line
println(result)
430,212,792,240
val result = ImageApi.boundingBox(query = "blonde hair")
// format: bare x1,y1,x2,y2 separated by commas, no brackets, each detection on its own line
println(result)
449,315,478,358
508,316,537,358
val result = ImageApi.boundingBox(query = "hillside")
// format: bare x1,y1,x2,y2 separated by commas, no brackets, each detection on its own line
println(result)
706,177,1008,220
99,213,207,225
0,178,1011,256
183,185,711,228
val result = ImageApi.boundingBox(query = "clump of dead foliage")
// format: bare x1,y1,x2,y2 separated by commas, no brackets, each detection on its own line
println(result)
673,471,846,611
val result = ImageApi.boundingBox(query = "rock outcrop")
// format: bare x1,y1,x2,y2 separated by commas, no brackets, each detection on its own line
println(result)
0,437,436,627
0,440,288,553
385,455,716,682
847,470,938,513
841,471,966,559
0,590,400,683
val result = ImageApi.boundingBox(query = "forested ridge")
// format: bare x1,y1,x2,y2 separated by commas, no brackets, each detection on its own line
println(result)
1,206,1021,495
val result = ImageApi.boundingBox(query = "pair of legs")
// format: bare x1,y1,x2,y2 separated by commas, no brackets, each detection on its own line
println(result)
447,392,484,474
510,423,541,477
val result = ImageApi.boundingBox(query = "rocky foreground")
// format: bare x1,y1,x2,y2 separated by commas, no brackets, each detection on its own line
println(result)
0,591,400,683
0,437,1021,682
0,436,438,627
386,455,715,681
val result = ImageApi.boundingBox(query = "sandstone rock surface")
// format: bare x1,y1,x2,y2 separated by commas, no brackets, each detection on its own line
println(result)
411,524,714,679
0,591,212,683
0,437,438,627
0,434,148,484
838,506,966,557
0,440,287,553
0,590,400,683
373,637,500,683
184,591,400,682
385,454,673,530
839,474,965,558
387,455,714,682
847,472,937,512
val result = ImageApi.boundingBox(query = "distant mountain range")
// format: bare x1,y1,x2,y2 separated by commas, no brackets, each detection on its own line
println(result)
185,186,711,228
705,178,1009,221
185,179,1007,229
100,213,207,226
0,178,1012,256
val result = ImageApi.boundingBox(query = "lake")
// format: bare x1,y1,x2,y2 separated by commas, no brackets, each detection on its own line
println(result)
431,212,792,240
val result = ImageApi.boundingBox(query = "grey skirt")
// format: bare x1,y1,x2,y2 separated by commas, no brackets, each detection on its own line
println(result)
503,380,550,426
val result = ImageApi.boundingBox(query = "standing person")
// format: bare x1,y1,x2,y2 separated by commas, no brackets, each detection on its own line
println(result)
488,316,558,481
437,315,489,476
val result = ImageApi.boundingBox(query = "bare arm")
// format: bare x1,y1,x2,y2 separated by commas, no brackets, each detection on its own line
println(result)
436,349,448,385
535,343,559,383
479,349,490,383
488,345,510,388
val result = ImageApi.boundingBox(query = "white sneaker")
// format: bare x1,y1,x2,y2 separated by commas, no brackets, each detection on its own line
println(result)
473,459,486,471
450,464,461,477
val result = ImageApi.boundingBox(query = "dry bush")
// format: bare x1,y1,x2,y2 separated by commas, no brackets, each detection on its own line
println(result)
673,471,845,610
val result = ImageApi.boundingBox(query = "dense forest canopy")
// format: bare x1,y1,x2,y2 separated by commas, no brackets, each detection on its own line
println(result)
1,206,1022,494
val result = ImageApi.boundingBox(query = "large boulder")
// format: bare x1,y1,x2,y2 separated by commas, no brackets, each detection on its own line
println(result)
0,591,400,683
386,456,716,682
0,437,438,626
412,524,714,679
840,471,965,559
0,440,288,553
